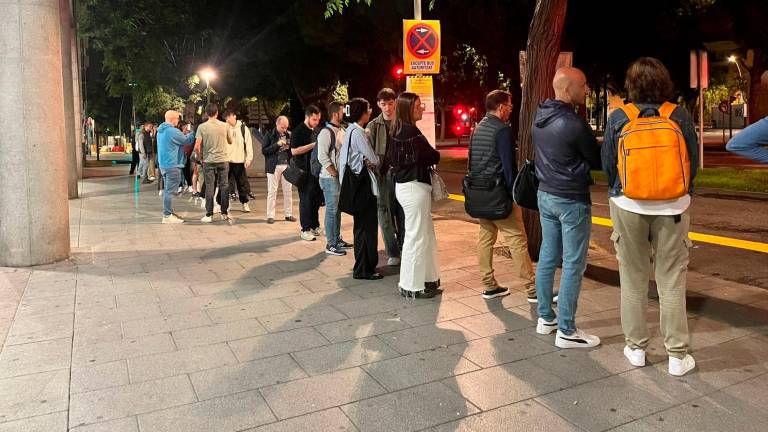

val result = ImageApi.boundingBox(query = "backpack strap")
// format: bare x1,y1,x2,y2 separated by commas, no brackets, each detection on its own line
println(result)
658,102,677,119
620,103,640,121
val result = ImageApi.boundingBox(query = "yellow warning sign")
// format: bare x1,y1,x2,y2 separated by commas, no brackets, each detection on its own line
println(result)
403,20,441,75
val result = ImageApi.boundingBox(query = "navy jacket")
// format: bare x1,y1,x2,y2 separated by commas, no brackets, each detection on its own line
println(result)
532,99,601,202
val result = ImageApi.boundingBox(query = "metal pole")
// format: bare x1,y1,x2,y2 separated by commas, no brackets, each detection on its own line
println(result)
698,51,704,170
414,0,421,19
206,78,211,103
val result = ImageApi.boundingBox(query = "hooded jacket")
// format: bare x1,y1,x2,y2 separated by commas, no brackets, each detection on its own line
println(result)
531,99,601,201
157,123,195,169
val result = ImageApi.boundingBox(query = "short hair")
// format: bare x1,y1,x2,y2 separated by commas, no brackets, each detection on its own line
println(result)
485,90,512,111
328,101,344,118
377,88,396,101
304,105,321,117
347,98,370,123
204,103,219,118
223,109,237,119
625,57,675,104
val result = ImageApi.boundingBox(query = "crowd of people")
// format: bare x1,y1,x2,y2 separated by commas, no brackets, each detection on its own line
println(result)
129,55,768,379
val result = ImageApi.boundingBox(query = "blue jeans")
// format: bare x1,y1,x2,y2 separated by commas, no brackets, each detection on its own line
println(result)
319,176,341,247
161,167,182,216
536,190,592,335
726,116,768,163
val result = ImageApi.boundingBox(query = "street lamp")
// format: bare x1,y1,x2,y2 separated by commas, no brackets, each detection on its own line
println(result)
198,68,217,103
728,55,743,80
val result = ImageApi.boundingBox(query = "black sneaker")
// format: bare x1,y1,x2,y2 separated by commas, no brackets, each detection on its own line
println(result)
482,287,510,299
424,281,442,295
285,216,297,222
325,245,346,256
399,287,438,299
336,239,353,249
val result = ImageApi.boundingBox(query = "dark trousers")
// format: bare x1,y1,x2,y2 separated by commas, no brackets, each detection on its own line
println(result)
353,200,379,278
297,175,321,231
182,157,192,187
129,150,139,174
204,162,229,216
228,163,250,203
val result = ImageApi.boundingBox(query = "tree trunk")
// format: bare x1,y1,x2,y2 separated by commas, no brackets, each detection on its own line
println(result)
517,0,568,261
748,48,768,124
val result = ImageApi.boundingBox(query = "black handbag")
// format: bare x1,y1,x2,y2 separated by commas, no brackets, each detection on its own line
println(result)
283,158,306,186
339,129,374,216
512,159,539,211
463,132,513,220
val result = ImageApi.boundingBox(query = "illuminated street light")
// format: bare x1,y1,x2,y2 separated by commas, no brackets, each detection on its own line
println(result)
198,68,217,102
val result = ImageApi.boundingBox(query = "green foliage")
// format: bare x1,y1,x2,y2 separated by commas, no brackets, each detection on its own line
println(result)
324,0,436,18
331,82,349,102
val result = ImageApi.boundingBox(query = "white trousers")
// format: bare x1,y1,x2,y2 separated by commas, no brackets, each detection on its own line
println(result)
266,164,293,219
396,180,440,292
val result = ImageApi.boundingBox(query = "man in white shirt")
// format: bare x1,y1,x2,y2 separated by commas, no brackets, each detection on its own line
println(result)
317,101,351,256
223,110,254,213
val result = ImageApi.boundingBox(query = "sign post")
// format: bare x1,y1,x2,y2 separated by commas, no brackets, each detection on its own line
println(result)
690,50,708,170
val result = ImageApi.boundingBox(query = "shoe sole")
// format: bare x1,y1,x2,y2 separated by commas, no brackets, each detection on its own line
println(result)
536,323,557,335
529,295,559,304
555,337,600,349
482,291,510,299
325,250,346,256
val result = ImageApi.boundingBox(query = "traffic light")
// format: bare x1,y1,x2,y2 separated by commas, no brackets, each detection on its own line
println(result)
452,123,465,136
452,105,465,118
392,65,404,80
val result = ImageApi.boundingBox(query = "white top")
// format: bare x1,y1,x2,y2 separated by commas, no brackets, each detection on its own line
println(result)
339,122,379,197
317,123,344,179
227,120,253,164
610,195,691,216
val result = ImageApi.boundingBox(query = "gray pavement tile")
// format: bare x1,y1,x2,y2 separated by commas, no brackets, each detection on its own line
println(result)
22,280,76,299
424,400,581,432
0,411,68,432
341,381,480,432
71,360,130,394
377,321,482,355
455,290,532,313
250,408,358,432
717,373,768,415
189,354,307,400
69,375,196,427
74,303,162,328
172,319,267,349
0,370,69,423
281,290,363,310
443,359,569,411
447,329,559,368
333,295,427,319
228,327,329,362
257,269,328,286
530,341,636,386
207,299,292,324
15,294,74,318
292,337,401,375
137,390,276,432
153,285,195,302
121,310,213,338
158,292,239,315
258,305,348,332
260,367,386,420
0,338,71,378
606,419,663,432
75,294,116,310
688,316,755,348
232,283,311,303
71,333,175,366
188,277,265,296
314,313,410,343
115,290,160,308
69,417,139,432
127,343,237,383
319,280,385,297
73,322,122,347
362,347,480,391
451,308,536,337
535,374,693,431
5,312,73,346
395,300,481,326
642,391,768,432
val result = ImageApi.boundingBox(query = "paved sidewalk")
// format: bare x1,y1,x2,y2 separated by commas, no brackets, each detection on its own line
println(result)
1,168,767,432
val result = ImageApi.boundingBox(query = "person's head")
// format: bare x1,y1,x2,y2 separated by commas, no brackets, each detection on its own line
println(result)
204,103,219,119
347,98,372,126
328,101,344,125
143,122,153,132
625,57,675,104
164,110,181,127
553,67,590,105
275,116,289,134
177,120,186,131
304,105,321,129
223,109,237,126
485,90,513,122
376,88,397,120
391,92,423,136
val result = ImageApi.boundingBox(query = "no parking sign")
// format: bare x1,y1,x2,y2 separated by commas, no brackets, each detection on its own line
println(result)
403,20,441,74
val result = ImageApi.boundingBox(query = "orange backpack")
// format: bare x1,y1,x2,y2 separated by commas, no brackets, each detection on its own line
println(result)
617,102,690,200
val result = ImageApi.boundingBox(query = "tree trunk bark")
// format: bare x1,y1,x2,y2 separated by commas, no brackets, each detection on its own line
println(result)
748,48,768,124
517,0,568,261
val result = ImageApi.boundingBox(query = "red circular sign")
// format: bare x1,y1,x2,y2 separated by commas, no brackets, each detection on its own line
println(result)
406,23,439,60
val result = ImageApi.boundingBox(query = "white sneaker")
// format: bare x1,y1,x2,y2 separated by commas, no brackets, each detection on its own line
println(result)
187,186,194,193
200,215,213,223
221,213,232,222
555,329,601,349
311,227,322,236
242,203,251,212
387,257,401,266
158,190,163,196
624,346,646,367
553,294,559,303
300,231,315,241
162,214,184,224
149,176,156,181
668,354,696,376
177,186,183,193
536,317,558,335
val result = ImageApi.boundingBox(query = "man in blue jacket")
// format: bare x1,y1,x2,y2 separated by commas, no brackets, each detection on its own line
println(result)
157,110,196,223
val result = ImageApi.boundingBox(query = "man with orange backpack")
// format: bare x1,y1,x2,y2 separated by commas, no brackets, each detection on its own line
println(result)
602,57,699,377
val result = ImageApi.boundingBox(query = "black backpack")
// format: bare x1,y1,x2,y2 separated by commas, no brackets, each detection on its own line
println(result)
310,126,336,177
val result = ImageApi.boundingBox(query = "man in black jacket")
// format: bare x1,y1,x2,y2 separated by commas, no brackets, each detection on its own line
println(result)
291,106,321,241
531,67,602,349
261,116,295,224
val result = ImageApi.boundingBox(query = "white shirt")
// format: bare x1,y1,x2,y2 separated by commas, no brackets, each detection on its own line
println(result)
610,195,690,216
339,122,379,196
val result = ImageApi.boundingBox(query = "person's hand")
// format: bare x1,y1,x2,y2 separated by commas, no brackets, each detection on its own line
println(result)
245,161,251,168
364,160,377,170
327,166,338,177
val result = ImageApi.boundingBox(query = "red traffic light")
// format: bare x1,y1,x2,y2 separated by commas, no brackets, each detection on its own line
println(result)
453,123,465,136
393,65,404,79
453,105,465,118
